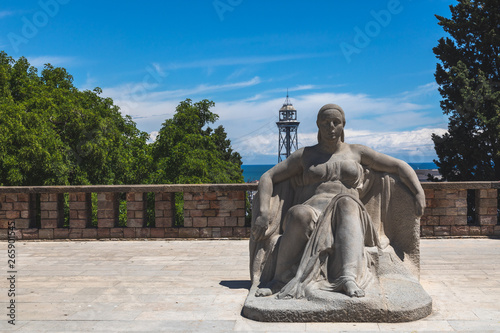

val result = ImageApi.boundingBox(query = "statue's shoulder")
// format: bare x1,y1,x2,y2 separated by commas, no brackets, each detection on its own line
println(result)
288,146,306,160
347,143,378,160
344,144,378,170
348,143,371,153
301,144,321,156
289,146,316,161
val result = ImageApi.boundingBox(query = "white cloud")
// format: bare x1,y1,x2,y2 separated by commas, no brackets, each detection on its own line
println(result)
214,85,446,163
148,131,159,143
233,128,448,164
226,68,249,80
398,82,439,100
234,133,277,158
149,76,261,100
345,127,447,159
27,56,76,67
164,53,332,70
212,89,441,135
100,77,447,164
103,76,261,116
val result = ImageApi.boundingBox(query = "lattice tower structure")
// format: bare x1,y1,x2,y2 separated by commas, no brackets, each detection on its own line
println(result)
276,94,300,162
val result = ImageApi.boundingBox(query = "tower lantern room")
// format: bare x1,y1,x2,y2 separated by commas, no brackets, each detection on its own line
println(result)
276,92,300,162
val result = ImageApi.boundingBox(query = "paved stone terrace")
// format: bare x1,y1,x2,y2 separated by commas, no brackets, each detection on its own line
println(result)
0,238,499,332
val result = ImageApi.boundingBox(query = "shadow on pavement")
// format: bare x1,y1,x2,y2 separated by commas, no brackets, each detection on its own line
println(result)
219,280,251,290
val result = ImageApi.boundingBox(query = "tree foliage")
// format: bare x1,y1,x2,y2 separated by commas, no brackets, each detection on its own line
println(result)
151,99,243,184
0,52,243,186
0,51,152,186
432,0,500,180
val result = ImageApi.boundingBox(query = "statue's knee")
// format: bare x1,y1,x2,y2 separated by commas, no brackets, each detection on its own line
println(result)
336,196,359,218
284,205,314,232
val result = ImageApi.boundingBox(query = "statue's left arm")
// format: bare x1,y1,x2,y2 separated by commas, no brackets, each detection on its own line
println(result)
354,144,425,216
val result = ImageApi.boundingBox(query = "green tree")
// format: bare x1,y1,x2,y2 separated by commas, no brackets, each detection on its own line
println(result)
0,51,152,186
432,0,500,181
152,99,243,184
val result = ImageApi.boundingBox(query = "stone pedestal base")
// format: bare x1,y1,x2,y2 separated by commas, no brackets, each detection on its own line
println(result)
243,250,432,322
243,276,431,322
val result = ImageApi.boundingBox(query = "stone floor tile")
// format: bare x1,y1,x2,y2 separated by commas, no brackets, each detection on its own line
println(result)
448,320,500,331
233,319,306,331
1,238,500,332
15,320,98,332
426,306,479,321
0,319,27,331
17,292,99,304
305,322,380,331
473,309,500,321
67,309,141,321
377,320,454,331
92,320,215,332
135,310,207,321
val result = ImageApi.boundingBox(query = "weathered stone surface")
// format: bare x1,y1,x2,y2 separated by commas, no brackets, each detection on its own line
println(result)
246,104,431,323
150,227,165,238
22,228,39,240
135,228,150,238
243,250,432,322
39,228,54,239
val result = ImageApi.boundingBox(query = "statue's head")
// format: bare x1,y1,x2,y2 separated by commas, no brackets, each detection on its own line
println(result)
317,104,346,143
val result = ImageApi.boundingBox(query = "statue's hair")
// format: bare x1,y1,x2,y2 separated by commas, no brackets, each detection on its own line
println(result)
317,104,346,142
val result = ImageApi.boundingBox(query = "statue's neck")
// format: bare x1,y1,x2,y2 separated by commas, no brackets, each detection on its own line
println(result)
318,140,343,154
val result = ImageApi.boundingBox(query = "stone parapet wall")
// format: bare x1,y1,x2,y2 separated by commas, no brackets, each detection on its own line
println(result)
0,184,254,240
183,191,246,229
0,182,499,240
421,182,500,237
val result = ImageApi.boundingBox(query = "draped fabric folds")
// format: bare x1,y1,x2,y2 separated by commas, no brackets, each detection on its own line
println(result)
276,193,379,299
249,169,420,299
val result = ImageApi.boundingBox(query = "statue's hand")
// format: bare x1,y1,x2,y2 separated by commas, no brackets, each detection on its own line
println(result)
252,215,269,241
415,192,425,216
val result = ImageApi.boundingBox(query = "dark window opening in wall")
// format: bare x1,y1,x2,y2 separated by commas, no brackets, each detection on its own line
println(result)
467,189,476,225
497,190,500,225
63,193,70,227
91,193,98,227
118,192,127,227
146,192,155,227
174,192,184,227
31,193,41,228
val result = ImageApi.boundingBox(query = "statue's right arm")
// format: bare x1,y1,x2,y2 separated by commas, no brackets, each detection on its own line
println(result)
252,148,305,241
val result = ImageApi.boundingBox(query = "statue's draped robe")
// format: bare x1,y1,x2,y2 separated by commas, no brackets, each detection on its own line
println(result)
249,168,422,298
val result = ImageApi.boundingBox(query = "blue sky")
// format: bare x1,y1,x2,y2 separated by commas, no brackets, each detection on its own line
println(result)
1,0,455,164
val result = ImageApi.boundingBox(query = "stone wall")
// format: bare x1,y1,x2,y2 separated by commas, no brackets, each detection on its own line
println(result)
0,184,254,240
0,182,499,240
421,182,500,237
183,190,247,238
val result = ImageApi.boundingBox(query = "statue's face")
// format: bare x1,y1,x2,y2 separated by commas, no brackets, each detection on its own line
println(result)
317,109,344,142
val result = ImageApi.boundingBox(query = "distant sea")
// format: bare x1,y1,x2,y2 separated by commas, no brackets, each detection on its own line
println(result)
242,162,438,183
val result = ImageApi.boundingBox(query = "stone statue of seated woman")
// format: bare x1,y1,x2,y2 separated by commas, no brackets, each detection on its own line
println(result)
243,104,432,322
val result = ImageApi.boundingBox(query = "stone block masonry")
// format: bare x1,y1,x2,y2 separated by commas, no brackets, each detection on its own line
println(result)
183,190,246,236
155,192,174,227
40,193,63,229
421,182,500,237
0,182,498,240
126,192,146,228
69,192,91,228
0,184,253,240
97,192,118,228
0,193,32,229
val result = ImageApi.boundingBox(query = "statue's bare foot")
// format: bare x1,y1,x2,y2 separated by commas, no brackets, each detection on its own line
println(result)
255,280,284,297
344,280,365,297
255,288,273,297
